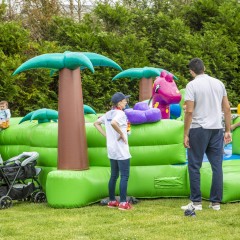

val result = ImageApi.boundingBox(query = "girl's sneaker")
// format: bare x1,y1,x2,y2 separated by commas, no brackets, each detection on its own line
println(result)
118,202,132,210
107,200,119,208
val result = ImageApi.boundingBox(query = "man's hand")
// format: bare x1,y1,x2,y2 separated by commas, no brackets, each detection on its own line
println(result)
224,131,232,145
184,135,190,148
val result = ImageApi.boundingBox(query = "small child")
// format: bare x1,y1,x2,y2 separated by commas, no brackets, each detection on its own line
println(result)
0,101,11,129
222,112,240,155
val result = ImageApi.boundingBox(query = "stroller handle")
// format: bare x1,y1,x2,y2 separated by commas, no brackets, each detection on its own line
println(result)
4,152,39,167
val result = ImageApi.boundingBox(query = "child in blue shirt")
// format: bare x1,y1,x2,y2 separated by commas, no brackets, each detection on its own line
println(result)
0,101,11,129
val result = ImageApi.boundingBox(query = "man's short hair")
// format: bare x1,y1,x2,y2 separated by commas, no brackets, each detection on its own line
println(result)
188,58,205,75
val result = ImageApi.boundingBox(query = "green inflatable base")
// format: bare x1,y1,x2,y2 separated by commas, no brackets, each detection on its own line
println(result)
46,165,189,208
46,167,109,208
38,166,57,191
201,160,240,202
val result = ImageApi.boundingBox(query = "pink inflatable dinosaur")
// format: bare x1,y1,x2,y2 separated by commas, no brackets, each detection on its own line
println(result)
152,71,181,119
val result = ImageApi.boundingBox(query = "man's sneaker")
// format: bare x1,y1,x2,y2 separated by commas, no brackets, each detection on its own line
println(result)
107,200,119,208
181,202,202,211
209,202,220,211
118,202,132,210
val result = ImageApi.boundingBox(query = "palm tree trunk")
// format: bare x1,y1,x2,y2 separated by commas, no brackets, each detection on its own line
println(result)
58,68,89,170
139,77,153,102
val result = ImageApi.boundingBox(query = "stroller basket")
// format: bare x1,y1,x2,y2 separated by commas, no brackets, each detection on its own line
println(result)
0,183,35,200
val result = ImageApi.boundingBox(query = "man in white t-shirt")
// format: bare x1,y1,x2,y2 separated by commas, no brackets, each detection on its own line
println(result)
181,58,232,211
94,92,132,210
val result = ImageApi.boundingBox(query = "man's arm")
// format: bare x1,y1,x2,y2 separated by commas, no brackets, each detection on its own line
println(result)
184,100,194,148
222,96,232,144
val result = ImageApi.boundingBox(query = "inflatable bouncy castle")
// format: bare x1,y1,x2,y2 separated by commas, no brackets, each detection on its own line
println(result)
0,113,240,208
0,116,188,207
1,51,240,208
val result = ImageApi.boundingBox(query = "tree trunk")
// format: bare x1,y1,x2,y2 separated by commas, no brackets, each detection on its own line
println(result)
58,68,89,170
139,77,153,102
77,0,82,22
69,0,74,19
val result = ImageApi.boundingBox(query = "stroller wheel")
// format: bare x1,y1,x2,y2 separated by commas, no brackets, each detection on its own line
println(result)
0,196,13,209
31,191,38,202
33,191,46,203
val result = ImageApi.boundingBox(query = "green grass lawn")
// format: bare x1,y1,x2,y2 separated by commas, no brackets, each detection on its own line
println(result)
1,198,240,240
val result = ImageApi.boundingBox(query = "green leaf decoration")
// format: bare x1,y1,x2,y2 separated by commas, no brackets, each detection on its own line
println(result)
112,67,178,80
84,105,96,115
13,52,94,75
81,52,122,71
49,52,122,76
19,108,58,124
19,106,96,124
19,112,34,124
50,69,58,77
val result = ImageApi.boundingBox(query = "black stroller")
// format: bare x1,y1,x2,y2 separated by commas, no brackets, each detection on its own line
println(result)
0,152,46,209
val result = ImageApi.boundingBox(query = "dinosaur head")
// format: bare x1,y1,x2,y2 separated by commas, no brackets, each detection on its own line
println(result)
152,71,181,105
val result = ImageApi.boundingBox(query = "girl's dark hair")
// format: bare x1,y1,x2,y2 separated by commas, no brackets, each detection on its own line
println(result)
188,58,205,75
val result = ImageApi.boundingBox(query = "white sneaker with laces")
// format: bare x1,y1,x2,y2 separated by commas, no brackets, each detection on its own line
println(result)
209,203,220,211
181,202,202,211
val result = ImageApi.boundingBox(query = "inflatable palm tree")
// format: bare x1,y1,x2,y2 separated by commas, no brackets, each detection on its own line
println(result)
13,51,122,170
113,67,178,101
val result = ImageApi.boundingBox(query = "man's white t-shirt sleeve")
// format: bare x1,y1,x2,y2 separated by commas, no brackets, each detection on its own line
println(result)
222,83,227,96
185,83,195,102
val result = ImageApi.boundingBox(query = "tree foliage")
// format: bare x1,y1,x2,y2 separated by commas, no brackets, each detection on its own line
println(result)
0,0,240,115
